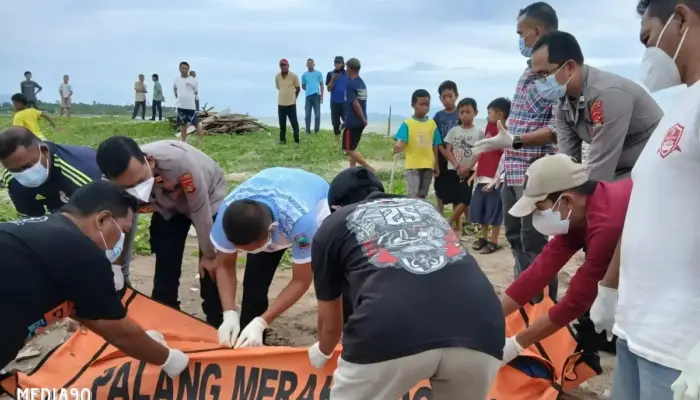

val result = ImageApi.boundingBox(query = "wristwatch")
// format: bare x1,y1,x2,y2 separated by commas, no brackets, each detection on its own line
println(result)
512,136,523,150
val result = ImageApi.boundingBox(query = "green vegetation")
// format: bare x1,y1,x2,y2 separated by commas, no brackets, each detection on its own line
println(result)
0,100,178,116
0,116,406,255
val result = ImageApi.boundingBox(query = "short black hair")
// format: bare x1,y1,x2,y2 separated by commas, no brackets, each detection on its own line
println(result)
411,89,431,105
546,180,598,202
533,31,585,65
458,97,477,111
222,199,273,245
438,80,458,96
96,136,146,178
152,73,159,80
487,97,511,119
24,71,31,76
61,181,137,219
637,0,700,18
11,93,27,105
518,2,559,30
0,127,40,159
180,61,189,67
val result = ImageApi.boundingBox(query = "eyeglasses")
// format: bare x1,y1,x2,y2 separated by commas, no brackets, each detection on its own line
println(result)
533,64,565,83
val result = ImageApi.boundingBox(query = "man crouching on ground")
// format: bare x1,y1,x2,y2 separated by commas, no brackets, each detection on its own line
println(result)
307,167,505,400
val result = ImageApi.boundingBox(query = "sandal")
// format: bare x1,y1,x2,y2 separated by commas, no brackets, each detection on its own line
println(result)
480,241,502,254
472,238,488,251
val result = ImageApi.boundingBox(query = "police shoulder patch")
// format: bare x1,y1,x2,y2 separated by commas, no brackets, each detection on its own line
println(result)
179,173,196,193
294,234,310,249
590,100,604,128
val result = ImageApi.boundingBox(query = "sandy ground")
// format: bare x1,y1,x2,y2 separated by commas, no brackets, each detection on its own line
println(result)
2,233,614,399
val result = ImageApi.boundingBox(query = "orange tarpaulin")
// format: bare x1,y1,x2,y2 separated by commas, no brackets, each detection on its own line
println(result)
0,288,600,399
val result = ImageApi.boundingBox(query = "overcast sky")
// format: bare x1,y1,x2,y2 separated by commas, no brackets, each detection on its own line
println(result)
1,0,684,118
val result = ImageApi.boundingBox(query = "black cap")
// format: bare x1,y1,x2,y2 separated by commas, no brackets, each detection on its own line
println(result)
334,56,344,63
328,167,384,210
346,58,361,69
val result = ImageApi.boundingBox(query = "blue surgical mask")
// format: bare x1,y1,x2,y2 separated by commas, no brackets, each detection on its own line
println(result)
535,65,572,101
12,147,49,188
519,37,532,58
99,218,125,262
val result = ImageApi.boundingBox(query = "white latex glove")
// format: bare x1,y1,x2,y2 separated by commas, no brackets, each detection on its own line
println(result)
161,348,190,378
111,264,124,291
590,284,617,341
672,342,700,400
217,310,241,348
474,120,514,151
146,330,166,345
502,336,525,365
235,317,268,348
308,342,332,369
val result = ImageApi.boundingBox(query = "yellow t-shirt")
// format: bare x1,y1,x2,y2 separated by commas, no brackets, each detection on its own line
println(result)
394,117,442,169
12,109,46,140
275,72,300,106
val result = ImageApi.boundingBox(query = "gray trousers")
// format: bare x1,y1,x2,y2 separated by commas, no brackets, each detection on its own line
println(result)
501,181,557,301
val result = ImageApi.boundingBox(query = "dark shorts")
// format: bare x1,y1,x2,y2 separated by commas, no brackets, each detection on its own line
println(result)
342,126,364,151
470,183,504,226
434,169,460,203
176,108,198,126
457,177,474,206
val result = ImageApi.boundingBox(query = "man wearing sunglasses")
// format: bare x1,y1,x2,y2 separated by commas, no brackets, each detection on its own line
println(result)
530,31,663,181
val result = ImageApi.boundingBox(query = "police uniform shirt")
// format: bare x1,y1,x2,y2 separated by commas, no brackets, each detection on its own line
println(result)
311,196,505,364
0,142,102,217
0,214,126,368
137,140,228,259
554,65,663,181
210,167,331,264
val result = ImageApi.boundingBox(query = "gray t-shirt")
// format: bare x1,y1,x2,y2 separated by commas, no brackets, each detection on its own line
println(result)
444,125,484,169
20,81,42,101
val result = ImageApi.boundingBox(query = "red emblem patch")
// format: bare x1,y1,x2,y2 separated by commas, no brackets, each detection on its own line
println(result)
138,205,154,214
658,123,684,159
179,173,196,193
590,100,603,129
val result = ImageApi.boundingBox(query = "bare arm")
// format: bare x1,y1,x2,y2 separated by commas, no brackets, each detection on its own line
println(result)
261,262,312,324
79,318,169,365
600,238,621,289
317,298,343,355
521,127,555,146
352,99,365,123
215,252,238,311
40,112,56,129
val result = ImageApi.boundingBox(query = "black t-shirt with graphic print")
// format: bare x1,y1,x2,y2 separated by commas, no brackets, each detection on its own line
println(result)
312,196,505,364
0,214,126,368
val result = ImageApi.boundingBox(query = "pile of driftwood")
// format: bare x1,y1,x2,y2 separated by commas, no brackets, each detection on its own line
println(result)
168,105,269,134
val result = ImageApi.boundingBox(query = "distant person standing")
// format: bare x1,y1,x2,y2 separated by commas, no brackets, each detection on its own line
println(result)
326,56,349,141
10,94,56,140
302,59,324,135
150,74,164,121
189,71,200,111
275,59,301,144
20,71,42,109
173,62,203,142
58,75,73,117
342,58,372,171
132,74,147,120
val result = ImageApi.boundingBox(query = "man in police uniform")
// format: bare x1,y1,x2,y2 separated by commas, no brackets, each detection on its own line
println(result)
0,127,102,217
530,31,663,180
211,167,331,349
96,136,227,327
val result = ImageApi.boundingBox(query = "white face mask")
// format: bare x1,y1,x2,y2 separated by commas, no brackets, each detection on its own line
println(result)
247,222,277,254
12,146,50,188
99,218,126,263
532,196,571,236
125,161,154,202
640,14,689,92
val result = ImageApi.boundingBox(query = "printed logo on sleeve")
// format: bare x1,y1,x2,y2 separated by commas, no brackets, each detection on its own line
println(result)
658,123,684,159
179,173,196,193
294,234,310,249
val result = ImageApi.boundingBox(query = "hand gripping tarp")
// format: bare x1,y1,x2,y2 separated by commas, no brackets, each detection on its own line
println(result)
0,288,601,399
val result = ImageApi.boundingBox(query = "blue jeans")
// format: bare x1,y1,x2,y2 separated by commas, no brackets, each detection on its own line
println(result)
610,339,680,400
305,94,321,133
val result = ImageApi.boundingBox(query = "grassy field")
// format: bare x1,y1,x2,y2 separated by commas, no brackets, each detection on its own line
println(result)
0,116,405,254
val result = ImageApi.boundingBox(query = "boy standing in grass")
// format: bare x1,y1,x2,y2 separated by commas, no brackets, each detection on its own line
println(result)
433,81,463,217
11,93,56,140
444,98,482,232
470,98,510,254
393,89,442,198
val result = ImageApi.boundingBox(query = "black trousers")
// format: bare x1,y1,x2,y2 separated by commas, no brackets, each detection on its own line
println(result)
132,101,146,119
149,212,224,327
278,104,300,143
151,100,163,120
330,102,346,136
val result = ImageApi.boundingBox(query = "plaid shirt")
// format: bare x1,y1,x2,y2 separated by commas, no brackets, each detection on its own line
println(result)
504,66,557,186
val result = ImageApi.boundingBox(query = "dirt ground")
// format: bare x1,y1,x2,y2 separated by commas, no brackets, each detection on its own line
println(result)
3,233,613,400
